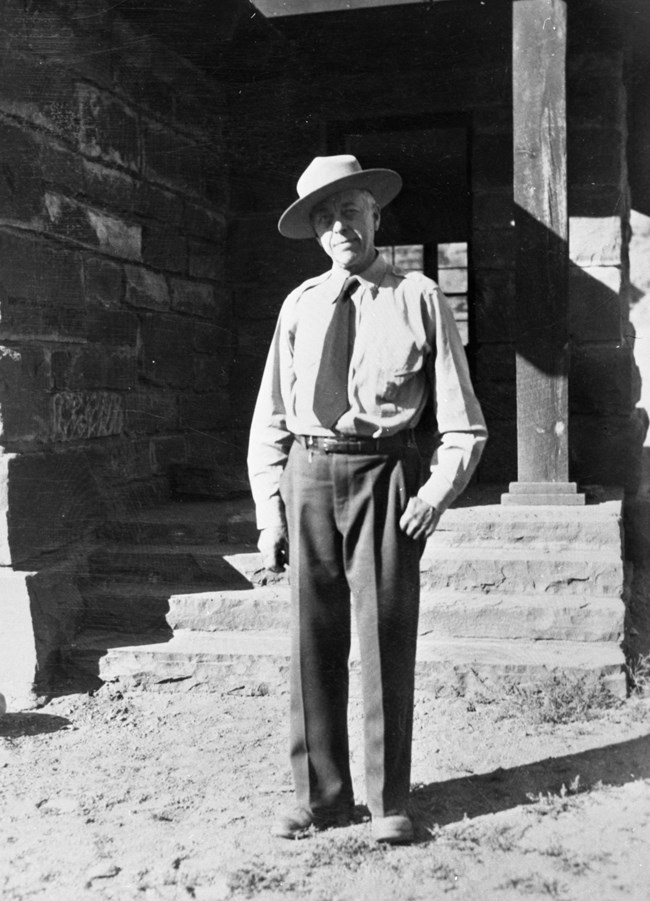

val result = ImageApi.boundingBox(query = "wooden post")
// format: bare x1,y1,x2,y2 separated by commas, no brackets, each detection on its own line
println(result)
502,0,584,506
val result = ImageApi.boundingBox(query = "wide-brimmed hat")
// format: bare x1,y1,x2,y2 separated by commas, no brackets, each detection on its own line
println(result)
278,154,402,239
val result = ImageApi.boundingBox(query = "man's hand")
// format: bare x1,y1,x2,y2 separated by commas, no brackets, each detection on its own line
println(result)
258,526,289,572
399,497,440,541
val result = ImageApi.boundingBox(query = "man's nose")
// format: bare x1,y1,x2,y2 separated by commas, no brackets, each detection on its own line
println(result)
332,217,345,232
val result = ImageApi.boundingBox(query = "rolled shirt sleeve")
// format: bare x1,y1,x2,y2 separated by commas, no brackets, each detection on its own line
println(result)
416,287,488,515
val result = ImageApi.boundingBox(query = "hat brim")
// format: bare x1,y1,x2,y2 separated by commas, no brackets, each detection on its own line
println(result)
278,168,402,239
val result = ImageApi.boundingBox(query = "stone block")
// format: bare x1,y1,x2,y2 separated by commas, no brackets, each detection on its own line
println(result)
112,49,175,124
85,308,138,347
51,390,124,441
185,430,236,468
141,225,186,273
0,52,78,141
77,83,139,170
142,122,205,194
568,129,625,189
183,202,226,241
150,435,187,474
170,279,215,319
569,184,627,219
171,463,250,500
87,208,142,260
570,344,636,416
83,255,124,309
139,314,194,387
193,322,235,356
475,380,516,423
568,53,625,129
0,299,86,343
228,215,320,294
179,391,231,431
50,347,136,391
472,190,514,232
0,231,84,308
85,437,153,492
0,120,43,224
27,563,86,687
133,182,184,227
569,265,623,342
230,355,266,430
45,192,142,259
570,412,646,491
1,450,105,564
125,265,170,311
472,227,515,271
188,238,224,282
40,140,85,195
472,133,513,189
234,286,284,324
0,345,51,442
475,343,515,382
570,216,622,266
474,270,516,343
44,192,99,247
194,357,230,392
477,419,517,485
124,391,178,435
82,160,136,213
0,569,37,709
204,158,229,210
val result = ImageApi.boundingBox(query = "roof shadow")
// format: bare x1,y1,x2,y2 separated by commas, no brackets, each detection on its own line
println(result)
410,732,650,840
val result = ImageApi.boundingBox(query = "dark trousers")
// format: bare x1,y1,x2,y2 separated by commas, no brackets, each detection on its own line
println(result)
280,440,423,818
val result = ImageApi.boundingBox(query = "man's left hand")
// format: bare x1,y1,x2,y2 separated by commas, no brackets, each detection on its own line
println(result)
399,496,440,540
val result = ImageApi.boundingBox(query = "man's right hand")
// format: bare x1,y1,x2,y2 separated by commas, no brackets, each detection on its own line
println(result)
258,526,289,573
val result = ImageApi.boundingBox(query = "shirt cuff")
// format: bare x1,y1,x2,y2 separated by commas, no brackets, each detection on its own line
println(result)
255,496,286,531
416,475,457,517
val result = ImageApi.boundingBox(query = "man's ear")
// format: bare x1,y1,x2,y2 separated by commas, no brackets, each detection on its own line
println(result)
374,207,381,231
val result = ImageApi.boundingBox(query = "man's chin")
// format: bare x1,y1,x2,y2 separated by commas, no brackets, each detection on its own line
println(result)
333,251,361,271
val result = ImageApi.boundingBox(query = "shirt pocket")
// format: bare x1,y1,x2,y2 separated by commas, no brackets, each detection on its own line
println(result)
372,338,425,402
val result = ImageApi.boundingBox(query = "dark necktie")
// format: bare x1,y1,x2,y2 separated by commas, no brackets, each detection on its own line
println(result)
313,276,359,429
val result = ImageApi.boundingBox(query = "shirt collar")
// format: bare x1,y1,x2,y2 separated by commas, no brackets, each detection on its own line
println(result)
328,252,388,301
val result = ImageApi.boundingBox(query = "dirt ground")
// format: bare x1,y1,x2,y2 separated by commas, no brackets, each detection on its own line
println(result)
1,673,650,901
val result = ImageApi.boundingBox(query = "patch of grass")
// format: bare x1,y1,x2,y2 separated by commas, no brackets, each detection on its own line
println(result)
626,652,650,696
300,832,385,873
499,675,622,725
227,859,297,897
525,777,585,818
499,873,569,899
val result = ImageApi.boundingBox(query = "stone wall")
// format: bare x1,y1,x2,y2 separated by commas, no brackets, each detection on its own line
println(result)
0,0,231,565
567,41,641,492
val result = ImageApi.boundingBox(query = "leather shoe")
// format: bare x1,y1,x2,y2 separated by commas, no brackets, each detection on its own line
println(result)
371,813,414,844
270,806,353,839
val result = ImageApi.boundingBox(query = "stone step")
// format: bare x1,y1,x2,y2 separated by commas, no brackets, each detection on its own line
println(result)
65,628,627,699
98,499,257,547
80,583,624,642
98,495,623,551
87,541,623,597
86,545,281,588
420,545,623,596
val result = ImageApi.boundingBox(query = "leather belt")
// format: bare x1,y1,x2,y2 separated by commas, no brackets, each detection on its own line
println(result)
296,432,413,455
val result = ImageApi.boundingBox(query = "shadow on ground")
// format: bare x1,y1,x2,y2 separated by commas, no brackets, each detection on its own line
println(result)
411,732,650,836
0,713,71,738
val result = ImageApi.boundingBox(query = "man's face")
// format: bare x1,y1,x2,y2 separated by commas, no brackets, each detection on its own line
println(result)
311,189,379,274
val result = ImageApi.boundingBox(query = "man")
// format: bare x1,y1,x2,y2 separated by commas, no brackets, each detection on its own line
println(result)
248,154,487,843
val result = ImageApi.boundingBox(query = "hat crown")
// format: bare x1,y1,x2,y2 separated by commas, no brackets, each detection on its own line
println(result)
297,155,363,200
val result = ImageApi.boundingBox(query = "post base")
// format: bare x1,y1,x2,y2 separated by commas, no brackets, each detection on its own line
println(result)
501,482,585,506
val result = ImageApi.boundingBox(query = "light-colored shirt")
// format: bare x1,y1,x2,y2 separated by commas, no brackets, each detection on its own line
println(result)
248,253,487,530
